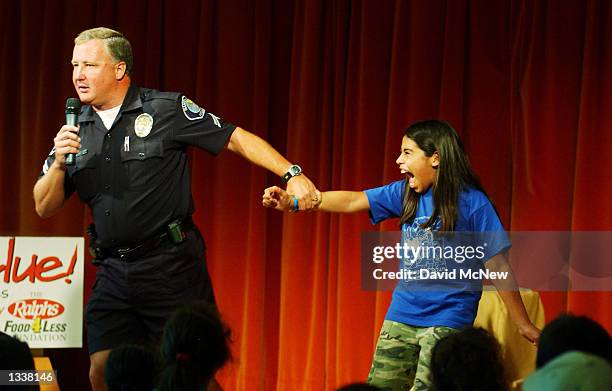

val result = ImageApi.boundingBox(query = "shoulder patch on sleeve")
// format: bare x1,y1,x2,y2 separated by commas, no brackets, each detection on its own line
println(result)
181,96,205,121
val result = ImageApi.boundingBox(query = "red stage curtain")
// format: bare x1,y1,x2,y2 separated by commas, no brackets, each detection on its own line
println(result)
1,1,609,390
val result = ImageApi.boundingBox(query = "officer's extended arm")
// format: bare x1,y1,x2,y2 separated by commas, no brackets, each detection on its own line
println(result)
226,127,319,210
34,124,80,218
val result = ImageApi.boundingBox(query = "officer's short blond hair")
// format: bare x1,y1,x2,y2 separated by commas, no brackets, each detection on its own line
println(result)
75,27,133,75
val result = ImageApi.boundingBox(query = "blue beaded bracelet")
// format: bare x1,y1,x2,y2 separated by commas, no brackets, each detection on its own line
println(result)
292,196,299,212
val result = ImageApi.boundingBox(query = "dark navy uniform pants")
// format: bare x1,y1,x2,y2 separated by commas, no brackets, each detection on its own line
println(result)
86,228,215,354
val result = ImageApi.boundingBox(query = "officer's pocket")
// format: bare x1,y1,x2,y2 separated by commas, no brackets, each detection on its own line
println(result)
70,152,99,201
120,139,164,190
162,258,204,295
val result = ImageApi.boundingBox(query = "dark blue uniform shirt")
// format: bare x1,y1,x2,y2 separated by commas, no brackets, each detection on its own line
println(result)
40,84,236,248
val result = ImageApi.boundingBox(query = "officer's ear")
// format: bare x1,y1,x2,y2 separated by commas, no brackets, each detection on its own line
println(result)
115,61,127,80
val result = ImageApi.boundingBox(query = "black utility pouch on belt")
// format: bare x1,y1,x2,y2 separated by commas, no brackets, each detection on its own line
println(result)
86,224,104,265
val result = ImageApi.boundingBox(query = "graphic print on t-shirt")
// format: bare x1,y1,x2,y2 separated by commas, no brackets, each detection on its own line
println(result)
401,216,447,279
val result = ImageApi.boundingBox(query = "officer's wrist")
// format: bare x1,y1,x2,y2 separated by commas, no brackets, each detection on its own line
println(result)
51,159,67,172
282,164,302,183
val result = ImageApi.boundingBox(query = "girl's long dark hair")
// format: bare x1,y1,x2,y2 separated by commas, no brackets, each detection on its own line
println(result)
400,120,485,231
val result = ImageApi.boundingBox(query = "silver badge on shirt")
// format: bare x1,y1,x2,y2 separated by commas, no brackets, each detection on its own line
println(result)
134,113,154,138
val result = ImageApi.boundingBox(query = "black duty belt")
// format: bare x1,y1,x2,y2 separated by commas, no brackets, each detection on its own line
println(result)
90,217,194,262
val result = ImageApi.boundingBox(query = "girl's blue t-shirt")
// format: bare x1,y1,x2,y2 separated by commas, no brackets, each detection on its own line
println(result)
364,180,511,329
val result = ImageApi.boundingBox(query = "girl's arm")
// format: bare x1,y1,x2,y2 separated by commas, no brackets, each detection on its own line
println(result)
485,254,541,344
263,186,370,213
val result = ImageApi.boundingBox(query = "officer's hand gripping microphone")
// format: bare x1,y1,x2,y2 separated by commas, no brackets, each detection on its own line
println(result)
64,97,81,166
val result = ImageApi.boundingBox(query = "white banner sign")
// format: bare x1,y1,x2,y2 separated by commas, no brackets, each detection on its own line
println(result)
0,236,84,348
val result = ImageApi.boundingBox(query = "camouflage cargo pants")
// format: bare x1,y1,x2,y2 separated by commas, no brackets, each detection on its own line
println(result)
367,320,457,391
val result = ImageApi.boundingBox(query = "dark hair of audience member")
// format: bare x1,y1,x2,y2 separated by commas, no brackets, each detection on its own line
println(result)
336,382,382,391
0,332,39,391
431,327,508,391
104,343,157,391
536,313,612,368
157,302,231,391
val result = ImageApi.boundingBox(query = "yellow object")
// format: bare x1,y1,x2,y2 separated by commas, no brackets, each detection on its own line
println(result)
32,317,42,333
33,356,60,391
474,287,546,382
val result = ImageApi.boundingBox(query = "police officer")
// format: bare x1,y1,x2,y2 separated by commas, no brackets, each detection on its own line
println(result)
33,27,319,391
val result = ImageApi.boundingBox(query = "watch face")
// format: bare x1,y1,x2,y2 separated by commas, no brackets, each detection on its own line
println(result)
290,165,302,175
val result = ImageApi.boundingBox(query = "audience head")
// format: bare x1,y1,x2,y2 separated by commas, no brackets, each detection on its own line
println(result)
104,344,157,391
431,326,508,391
536,313,611,368
0,332,38,391
524,351,612,391
158,302,231,391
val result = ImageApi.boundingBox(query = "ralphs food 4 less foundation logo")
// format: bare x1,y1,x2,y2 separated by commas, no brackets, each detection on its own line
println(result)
7,299,64,320
4,299,68,335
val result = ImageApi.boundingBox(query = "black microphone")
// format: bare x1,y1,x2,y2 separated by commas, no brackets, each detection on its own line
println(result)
64,98,81,166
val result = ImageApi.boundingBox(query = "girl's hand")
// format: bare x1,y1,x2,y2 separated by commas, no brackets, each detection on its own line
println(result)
518,323,541,345
262,186,294,212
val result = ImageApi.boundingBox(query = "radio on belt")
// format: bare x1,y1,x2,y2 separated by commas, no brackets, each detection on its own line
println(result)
167,221,185,244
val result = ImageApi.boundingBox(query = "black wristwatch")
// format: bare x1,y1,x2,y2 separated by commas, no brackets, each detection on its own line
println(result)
282,164,302,183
